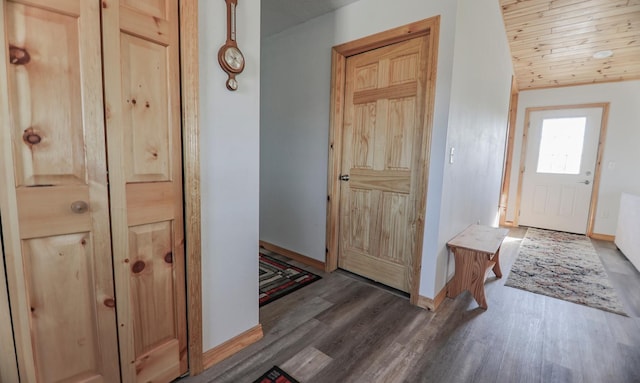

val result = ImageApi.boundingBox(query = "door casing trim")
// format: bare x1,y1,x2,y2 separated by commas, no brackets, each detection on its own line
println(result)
325,17,440,305
179,0,203,376
513,103,609,236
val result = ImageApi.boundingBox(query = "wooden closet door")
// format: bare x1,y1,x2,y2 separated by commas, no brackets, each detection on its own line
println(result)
0,1,120,382
102,1,187,381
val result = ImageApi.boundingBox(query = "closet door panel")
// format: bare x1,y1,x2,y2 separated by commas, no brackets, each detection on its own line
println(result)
102,0,186,381
6,2,86,187
23,234,103,383
120,33,171,182
0,1,120,382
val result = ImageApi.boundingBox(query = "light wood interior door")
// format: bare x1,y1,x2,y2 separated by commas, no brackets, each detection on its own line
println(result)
102,0,187,381
338,36,429,293
0,1,120,381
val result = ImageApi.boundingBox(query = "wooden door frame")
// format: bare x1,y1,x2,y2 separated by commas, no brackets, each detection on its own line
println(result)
512,103,609,236
179,0,203,376
498,77,519,227
325,17,440,305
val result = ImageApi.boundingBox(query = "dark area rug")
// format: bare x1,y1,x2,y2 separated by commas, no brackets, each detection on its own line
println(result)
252,366,299,383
505,227,627,316
259,253,321,307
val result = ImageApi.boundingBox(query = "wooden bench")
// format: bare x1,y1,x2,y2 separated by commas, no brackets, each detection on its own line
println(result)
446,224,509,309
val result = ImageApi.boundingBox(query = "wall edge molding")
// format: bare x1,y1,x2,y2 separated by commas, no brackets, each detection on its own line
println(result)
202,324,264,370
259,241,325,271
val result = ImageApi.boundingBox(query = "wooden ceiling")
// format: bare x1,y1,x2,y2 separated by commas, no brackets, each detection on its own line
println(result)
500,0,640,90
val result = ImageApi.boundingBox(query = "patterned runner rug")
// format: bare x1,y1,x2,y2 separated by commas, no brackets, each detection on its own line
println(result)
259,253,321,307
253,366,300,383
505,228,627,316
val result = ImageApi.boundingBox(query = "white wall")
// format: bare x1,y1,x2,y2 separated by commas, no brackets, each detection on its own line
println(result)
199,0,261,350
261,0,514,300
260,15,334,260
260,0,459,268
505,80,640,236
430,0,513,296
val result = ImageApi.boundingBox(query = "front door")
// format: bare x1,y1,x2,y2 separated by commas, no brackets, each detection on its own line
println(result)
519,107,603,234
338,35,430,292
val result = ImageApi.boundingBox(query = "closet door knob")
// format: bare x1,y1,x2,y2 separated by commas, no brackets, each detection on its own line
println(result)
70,201,89,214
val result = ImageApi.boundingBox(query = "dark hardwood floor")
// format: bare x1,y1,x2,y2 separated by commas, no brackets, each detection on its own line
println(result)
182,228,640,383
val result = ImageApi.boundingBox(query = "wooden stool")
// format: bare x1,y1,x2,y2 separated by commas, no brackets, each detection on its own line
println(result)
446,225,509,309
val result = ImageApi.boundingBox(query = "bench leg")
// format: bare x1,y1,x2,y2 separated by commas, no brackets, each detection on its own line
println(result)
447,249,489,309
492,247,502,278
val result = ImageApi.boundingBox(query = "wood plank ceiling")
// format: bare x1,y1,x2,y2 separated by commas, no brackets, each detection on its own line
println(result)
500,0,640,90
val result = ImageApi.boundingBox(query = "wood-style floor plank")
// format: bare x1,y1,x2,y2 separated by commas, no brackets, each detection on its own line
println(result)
181,228,640,383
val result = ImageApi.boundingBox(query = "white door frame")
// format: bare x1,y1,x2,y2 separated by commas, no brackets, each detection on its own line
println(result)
514,103,609,236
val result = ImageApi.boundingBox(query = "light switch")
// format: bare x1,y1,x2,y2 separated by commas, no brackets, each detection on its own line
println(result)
449,147,455,164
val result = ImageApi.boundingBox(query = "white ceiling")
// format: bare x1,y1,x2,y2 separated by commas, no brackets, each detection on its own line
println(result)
261,0,361,37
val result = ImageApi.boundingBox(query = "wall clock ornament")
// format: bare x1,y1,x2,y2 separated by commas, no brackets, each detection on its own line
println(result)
218,0,244,91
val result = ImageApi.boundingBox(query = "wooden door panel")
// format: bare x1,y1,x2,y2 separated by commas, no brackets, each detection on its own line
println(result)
355,63,378,90
122,0,166,19
339,36,428,293
349,169,410,193
16,186,90,239
7,2,85,187
390,54,418,84
0,1,121,382
23,234,103,383
120,33,171,183
379,192,409,264
387,98,415,169
103,0,186,381
345,189,371,252
339,251,406,291
126,182,175,226
351,103,376,169
129,222,175,355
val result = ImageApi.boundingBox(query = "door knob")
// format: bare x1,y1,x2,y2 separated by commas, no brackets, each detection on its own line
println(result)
339,174,350,181
577,180,590,185
70,201,89,214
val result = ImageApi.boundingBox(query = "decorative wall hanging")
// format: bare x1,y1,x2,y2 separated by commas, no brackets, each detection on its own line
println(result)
218,0,245,90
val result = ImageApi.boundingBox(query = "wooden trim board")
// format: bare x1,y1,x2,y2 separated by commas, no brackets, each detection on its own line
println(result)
202,325,264,370
514,103,609,234
180,0,203,376
416,283,449,311
590,233,615,242
326,16,441,306
260,241,326,271
499,77,519,227
587,104,610,237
